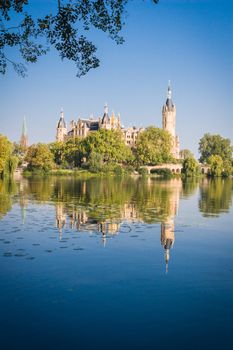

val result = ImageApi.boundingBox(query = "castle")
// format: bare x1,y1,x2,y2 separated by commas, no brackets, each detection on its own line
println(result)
56,82,180,158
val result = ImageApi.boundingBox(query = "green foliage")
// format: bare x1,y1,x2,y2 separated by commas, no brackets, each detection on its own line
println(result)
180,149,194,159
63,137,84,167
138,168,148,176
181,157,200,177
113,165,124,176
222,160,233,177
25,143,55,172
0,134,18,178
208,155,224,177
0,0,159,77
199,133,233,164
135,127,173,165
88,152,104,173
6,156,18,174
150,168,173,178
49,141,65,166
82,129,132,164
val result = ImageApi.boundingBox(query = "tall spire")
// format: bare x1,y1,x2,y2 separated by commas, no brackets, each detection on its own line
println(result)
60,107,64,118
20,116,28,148
22,116,27,137
167,80,172,99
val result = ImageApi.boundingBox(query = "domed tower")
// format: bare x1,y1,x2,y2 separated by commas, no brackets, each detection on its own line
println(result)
162,81,180,158
56,108,67,142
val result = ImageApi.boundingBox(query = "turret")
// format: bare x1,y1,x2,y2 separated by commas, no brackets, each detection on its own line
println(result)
162,81,176,137
100,103,112,130
56,108,67,142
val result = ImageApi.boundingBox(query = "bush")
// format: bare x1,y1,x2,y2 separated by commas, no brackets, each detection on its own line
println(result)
150,168,173,178
138,168,148,176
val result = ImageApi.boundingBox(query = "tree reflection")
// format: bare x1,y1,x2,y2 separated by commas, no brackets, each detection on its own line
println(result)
0,176,232,270
0,180,17,219
199,178,233,217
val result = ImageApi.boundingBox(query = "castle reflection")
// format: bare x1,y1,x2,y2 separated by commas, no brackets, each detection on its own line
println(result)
0,176,232,272
55,178,182,272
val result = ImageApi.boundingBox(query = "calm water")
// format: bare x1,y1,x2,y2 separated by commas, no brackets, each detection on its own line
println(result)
0,176,232,350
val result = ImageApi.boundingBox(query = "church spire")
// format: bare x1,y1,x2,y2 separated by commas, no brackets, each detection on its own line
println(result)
20,116,28,148
22,116,27,137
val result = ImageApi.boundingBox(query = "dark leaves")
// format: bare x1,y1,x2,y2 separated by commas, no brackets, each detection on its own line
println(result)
0,0,159,77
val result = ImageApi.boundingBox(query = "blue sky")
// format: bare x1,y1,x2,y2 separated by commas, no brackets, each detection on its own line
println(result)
0,0,232,155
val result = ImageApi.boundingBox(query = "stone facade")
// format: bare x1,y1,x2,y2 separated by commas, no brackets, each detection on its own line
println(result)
122,126,144,147
56,103,143,147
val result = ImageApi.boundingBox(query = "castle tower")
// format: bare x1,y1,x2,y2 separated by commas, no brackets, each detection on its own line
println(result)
160,179,182,273
162,81,180,158
20,116,28,149
56,108,67,142
100,103,111,130
161,218,175,274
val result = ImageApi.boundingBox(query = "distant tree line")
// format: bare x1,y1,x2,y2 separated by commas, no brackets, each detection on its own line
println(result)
0,130,232,178
25,127,175,174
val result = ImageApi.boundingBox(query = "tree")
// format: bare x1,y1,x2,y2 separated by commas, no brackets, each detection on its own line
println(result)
208,155,223,177
199,178,233,217
0,0,159,77
88,152,104,172
199,133,233,164
63,137,84,167
0,134,18,178
82,129,132,163
180,149,194,159
181,156,200,177
222,159,233,177
25,143,55,172
135,127,173,165
49,141,65,166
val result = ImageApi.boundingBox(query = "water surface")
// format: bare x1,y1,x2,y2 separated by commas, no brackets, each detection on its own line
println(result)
0,177,232,350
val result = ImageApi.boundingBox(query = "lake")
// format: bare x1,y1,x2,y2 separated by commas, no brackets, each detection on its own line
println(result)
0,176,232,350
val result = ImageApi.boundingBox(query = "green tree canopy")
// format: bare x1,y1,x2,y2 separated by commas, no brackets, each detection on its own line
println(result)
25,143,55,172
0,134,18,178
63,137,85,167
180,149,194,159
49,141,65,166
199,133,233,164
181,156,200,177
208,155,224,177
82,129,132,163
135,127,173,165
0,0,159,77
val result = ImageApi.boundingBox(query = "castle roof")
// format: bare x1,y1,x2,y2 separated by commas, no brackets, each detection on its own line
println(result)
101,103,110,124
165,97,174,111
164,82,175,111
57,109,67,128
57,116,66,128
